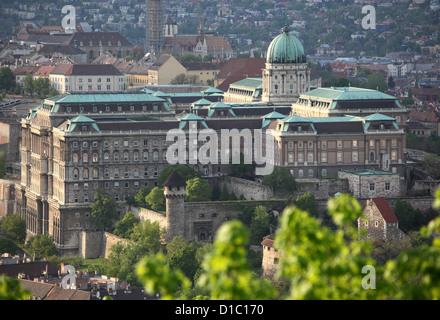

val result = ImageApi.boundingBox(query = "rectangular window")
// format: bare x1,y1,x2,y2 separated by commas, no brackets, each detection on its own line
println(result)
369,140,375,148
337,140,343,148
352,151,359,162
337,151,343,162
321,152,327,163
385,182,391,191
352,140,358,148
370,183,375,191
115,182,119,189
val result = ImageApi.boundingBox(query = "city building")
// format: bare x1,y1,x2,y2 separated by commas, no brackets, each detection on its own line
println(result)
290,86,407,127
359,197,407,242
49,64,125,93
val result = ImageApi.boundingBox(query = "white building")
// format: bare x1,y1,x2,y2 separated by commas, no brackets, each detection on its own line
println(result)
49,64,125,93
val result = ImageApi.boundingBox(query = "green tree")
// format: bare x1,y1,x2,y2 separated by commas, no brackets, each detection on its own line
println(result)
130,220,163,252
0,275,30,300
186,177,212,202
0,67,15,92
0,151,7,179
25,234,58,259
249,206,270,245
262,166,296,196
33,78,50,98
157,164,196,187
0,214,26,243
0,239,17,255
294,192,318,218
135,189,440,300
419,153,440,179
394,199,417,233
23,74,34,95
366,72,388,92
134,185,151,206
219,183,230,201
90,188,119,231
113,211,140,239
229,153,255,180
145,187,165,211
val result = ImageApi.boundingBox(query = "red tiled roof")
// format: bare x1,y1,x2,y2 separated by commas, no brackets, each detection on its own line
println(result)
215,58,266,92
372,197,399,223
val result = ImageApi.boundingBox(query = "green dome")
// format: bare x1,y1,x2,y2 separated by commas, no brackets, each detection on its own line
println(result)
266,26,306,64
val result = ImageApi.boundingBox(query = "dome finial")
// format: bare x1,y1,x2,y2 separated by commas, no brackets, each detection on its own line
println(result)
282,25,290,34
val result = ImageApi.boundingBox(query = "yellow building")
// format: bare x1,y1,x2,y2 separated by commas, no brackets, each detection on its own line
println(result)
181,62,223,86
124,65,149,88
147,54,187,85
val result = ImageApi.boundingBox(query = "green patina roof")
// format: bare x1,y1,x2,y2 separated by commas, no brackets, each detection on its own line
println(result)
363,113,396,121
140,87,155,94
208,101,232,109
300,87,397,102
179,113,206,121
282,115,311,123
230,77,263,89
152,90,168,97
45,93,166,104
69,115,97,123
267,26,306,64
66,115,100,132
262,111,286,119
340,169,398,176
202,87,224,94
192,98,212,106
178,113,208,130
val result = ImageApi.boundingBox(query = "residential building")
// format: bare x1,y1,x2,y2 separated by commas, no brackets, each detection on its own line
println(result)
181,62,223,86
147,54,187,85
124,65,150,88
214,58,266,92
163,22,235,62
338,169,401,198
49,64,125,93
359,197,407,241
66,32,133,63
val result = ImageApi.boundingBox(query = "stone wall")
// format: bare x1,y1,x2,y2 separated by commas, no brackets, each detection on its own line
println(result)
178,200,286,242
410,180,440,197
79,231,128,259
221,176,274,200
295,178,349,200
131,207,167,230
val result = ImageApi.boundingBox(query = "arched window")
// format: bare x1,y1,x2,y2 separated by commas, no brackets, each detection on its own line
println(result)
83,168,89,179
83,153,88,163
93,153,98,163
104,152,109,162
73,153,79,163
93,168,99,179
370,151,375,162
153,151,158,161
73,168,79,179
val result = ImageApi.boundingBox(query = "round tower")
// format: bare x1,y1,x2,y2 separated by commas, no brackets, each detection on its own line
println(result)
163,170,187,241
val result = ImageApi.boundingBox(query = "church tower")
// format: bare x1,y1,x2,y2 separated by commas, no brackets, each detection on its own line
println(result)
262,26,310,104
146,0,164,54
163,170,186,241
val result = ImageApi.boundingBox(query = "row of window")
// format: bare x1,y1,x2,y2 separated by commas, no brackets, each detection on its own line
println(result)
72,150,167,164
287,139,398,150
287,150,399,164
73,165,159,179
73,139,166,149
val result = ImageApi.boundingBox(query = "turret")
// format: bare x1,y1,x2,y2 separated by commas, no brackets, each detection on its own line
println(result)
163,170,186,241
